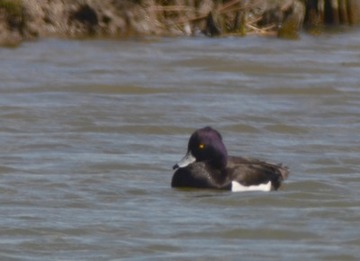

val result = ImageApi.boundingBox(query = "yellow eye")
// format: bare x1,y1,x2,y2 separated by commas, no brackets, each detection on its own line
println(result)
199,143,205,149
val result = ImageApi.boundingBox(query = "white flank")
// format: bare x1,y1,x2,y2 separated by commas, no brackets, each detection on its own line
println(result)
231,181,272,192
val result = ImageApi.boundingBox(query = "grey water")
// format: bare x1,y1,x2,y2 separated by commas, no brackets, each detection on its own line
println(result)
0,30,360,260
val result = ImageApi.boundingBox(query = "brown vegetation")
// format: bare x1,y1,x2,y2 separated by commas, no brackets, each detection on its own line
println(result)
0,0,359,46
304,0,360,32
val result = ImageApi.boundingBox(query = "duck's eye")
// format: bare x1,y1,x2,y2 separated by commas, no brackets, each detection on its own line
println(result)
198,143,205,149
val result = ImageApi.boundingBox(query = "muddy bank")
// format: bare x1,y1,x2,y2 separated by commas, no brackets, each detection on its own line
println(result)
0,0,359,46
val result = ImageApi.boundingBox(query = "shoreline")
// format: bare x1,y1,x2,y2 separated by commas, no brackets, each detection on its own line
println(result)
1,0,359,47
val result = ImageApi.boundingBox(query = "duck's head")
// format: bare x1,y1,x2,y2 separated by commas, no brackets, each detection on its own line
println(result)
173,126,228,170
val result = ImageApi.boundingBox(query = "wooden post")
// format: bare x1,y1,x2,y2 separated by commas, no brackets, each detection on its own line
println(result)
347,0,360,25
339,0,349,24
331,0,339,24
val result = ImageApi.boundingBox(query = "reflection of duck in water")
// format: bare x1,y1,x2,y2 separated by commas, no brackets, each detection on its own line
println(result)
172,127,289,192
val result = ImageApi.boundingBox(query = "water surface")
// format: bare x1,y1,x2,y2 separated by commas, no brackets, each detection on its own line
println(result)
0,31,360,260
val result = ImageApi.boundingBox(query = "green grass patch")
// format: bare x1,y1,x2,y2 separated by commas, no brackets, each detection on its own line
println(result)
0,0,23,17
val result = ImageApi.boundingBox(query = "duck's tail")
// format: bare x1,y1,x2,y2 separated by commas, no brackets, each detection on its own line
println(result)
278,163,290,181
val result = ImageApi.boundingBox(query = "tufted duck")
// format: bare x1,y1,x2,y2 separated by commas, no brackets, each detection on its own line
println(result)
172,127,289,192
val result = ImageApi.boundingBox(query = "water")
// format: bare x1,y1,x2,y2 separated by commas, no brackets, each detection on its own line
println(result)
0,30,360,260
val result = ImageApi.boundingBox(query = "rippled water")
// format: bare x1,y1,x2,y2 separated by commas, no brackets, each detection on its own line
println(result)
1,30,360,260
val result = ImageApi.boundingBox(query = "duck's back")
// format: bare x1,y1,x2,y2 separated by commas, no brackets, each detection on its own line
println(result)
226,156,289,190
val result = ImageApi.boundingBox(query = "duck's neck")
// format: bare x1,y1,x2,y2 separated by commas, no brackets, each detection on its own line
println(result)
210,148,228,170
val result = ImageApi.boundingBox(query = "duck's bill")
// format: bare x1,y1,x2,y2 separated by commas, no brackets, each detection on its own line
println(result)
172,151,196,170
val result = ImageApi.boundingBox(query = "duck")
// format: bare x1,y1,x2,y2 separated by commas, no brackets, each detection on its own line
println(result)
171,126,289,192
